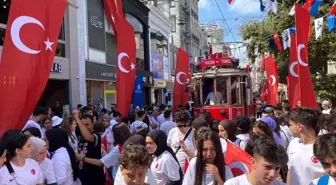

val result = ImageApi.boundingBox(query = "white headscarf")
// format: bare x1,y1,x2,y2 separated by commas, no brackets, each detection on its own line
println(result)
30,137,46,159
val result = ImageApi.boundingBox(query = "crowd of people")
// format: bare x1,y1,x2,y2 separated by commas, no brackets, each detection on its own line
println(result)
0,101,334,185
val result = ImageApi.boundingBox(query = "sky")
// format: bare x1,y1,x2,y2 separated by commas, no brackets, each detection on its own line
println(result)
198,0,265,61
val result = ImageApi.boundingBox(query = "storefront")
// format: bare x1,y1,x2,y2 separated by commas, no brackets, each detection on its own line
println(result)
85,61,117,108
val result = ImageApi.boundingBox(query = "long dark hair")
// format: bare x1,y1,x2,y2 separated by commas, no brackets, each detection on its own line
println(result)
113,123,131,146
195,130,225,185
5,130,29,160
219,120,237,142
253,120,275,141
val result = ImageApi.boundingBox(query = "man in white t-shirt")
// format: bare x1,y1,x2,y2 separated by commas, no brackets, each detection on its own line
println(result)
160,110,176,136
287,108,325,185
22,106,46,139
225,135,288,185
205,86,222,105
309,133,336,185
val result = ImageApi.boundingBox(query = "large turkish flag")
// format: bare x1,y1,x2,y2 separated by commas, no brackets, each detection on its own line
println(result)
264,56,278,105
173,49,190,112
288,33,300,109
0,0,67,134
225,140,253,177
104,0,136,116
295,4,317,108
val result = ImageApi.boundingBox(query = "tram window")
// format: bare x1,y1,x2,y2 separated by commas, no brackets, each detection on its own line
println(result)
215,77,227,104
201,78,228,105
231,77,239,105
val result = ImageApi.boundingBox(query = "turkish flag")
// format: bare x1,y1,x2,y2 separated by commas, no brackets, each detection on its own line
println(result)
260,88,266,101
273,33,283,52
225,140,253,177
295,4,317,108
0,0,66,133
288,33,300,109
104,0,137,116
264,56,278,105
173,49,190,112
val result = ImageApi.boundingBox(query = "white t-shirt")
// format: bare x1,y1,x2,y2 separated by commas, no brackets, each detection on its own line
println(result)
236,134,250,150
51,147,81,185
0,158,44,185
224,174,287,185
206,91,222,105
279,125,292,149
182,157,233,185
22,120,44,139
114,166,157,185
288,142,326,185
158,114,165,124
102,120,118,152
167,128,195,171
310,176,336,185
40,158,57,184
150,151,180,185
220,138,228,157
130,120,148,133
100,145,121,179
160,121,176,136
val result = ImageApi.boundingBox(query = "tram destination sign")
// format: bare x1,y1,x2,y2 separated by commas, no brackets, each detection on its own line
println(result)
201,57,232,70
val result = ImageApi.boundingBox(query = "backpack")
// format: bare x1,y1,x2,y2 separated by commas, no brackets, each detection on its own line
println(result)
317,175,329,185
233,138,242,147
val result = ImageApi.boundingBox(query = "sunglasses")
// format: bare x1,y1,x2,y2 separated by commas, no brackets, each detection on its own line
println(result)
177,125,188,128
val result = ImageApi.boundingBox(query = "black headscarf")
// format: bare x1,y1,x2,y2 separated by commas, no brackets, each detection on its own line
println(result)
46,128,79,181
123,135,146,148
147,130,179,163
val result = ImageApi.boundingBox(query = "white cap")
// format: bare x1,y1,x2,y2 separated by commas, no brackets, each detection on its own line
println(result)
51,116,63,128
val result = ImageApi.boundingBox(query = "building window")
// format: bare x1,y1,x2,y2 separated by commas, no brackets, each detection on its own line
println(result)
126,13,145,70
170,1,175,7
170,15,176,32
56,19,66,57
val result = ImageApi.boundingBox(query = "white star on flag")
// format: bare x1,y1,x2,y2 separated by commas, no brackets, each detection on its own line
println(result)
130,63,135,70
44,38,54,51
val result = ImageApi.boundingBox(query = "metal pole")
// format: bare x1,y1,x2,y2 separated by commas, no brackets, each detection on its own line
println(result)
189,0,192,57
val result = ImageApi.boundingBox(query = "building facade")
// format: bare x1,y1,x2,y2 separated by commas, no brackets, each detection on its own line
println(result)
201,24,225,54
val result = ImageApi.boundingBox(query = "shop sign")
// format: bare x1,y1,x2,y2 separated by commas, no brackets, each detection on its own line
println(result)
101,72,117,79
51,62,62,73
154,80,166,88
86,61,116,81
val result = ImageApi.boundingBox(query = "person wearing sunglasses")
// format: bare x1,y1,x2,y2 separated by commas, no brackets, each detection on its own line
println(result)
167,112,195,172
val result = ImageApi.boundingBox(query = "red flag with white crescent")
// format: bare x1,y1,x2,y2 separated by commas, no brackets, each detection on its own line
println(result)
0,0,66,133
225,140,252,177
104,0,137,116
264,56,278,105
295,4,317,108
173,49,190,112
273,33,283,52
288,33,300,109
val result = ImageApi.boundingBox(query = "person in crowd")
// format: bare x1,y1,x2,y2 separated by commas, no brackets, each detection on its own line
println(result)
110,104,116,116
102,111,121,152
130,110,149,133
118,144,154,185
61,117,79,152
218,120,238,143
153,107,161,118
81,123,131,180
47,107,53,118
234,116,251,150
146,130,181,185
23,127,42,138
46,128,81,185
205,86,223,105
102,114,111,129
30,136,57,185
77,104,83,111
120,117,131,126
52,115,64,128
183,130,233,185
318,114,331,135
167,112,195,171
287,108,325,185
262,106,275,118
73,110,105,185
147,106,160,129
0,130,14,167
252,120,275,141
310,133,336,185
114,135,157,185
130,106,141,123
277,113,292,150
184,104,192,119
135,127,150,139
281,100,291,114
0,131,44,184
52,101,63,118
322,100,332,114
42,117,52,137
157,104,168,124
192,118,209,131
81,106,93,116
225,134,288,185
160,110,176,136
259,117,281,144
23,106,46,139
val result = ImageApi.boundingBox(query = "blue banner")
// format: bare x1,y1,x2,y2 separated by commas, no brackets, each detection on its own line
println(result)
133,75,143,109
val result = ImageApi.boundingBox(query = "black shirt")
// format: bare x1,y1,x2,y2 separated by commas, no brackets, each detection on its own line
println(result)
78,133,105,185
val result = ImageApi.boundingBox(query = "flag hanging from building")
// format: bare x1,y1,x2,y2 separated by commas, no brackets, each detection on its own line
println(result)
314,17,324,40
104,0,137,116
0,0,67,134
288,32,300,109
265,0,278,15
264,55,278,105
295,3,317,108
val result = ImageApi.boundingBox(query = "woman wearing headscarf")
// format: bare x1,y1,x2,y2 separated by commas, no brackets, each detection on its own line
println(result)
114,135,157,185
46,128,81,185
146,130,181,185
30,137,57,185
259,117,281,144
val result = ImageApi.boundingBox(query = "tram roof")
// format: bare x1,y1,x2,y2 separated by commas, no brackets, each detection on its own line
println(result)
192,67,250,79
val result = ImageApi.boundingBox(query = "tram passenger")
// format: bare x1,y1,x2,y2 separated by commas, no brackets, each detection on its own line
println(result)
205,86,223,105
